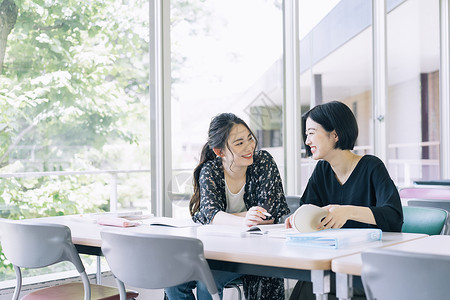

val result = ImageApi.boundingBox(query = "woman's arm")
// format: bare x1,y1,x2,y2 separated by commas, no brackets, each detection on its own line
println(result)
369,161,403,232
285,205,376,230
319,205,376,229
252,151,290,222
212,206,275,227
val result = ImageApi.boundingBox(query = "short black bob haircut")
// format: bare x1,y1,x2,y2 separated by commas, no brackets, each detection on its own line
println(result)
302,101,358,157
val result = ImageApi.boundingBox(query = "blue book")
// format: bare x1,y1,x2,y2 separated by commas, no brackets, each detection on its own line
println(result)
286,228,382,249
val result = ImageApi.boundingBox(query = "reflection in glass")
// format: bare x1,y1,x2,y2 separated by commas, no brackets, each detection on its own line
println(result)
0,0,151,217
0,0,150,282
387,0,440,186
170,0,283,217
298,0,373,191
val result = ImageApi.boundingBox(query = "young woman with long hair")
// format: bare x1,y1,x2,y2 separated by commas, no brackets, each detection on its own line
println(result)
165,112,290,300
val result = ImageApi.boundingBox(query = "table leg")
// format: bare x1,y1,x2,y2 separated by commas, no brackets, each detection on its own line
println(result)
96,256,102,284
336,272,353,300
311,269,330,300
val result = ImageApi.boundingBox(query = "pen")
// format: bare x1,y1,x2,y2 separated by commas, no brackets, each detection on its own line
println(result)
259,211,272,218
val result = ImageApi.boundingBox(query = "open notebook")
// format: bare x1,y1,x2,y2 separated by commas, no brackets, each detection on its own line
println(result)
196,223,287,237
143,217,201,228
196,204,329,238
71,211,152,227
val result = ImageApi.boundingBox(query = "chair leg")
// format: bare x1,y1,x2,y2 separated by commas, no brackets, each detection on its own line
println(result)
13,266,22,300
228,284,242,300
114,277,127,300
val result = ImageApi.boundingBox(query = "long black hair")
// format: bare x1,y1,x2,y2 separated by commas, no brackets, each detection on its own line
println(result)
189,113,258,216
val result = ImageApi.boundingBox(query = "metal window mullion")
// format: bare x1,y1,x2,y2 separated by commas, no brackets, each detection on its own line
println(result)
150,0,172,217
440,0,450,179
283,0,302,196
372,0,388,163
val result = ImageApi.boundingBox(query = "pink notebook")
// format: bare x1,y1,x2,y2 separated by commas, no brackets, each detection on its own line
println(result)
97,217,140,227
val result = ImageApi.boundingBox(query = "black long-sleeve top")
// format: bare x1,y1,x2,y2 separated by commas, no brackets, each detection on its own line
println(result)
301,155,403,232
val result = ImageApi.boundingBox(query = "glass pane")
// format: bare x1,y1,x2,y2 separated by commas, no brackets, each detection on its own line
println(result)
0,0,150,282
386,0,440,186
170,0,284,218
0,0,150,217
298,0,373,190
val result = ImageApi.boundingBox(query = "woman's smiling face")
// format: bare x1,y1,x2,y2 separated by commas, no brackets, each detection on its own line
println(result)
305,117,338,160
222,124,256,168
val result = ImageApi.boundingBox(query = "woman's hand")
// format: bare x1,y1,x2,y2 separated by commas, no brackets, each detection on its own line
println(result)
285,205,348,230
285,215,294,229
318,205,349,229
318,205,376,229
244,206,271,227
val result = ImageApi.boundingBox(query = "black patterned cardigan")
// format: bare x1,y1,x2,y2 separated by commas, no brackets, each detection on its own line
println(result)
192,149,290,300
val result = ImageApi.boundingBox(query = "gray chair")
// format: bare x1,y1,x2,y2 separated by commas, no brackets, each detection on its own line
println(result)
281,195,301,223
286,195,301,214
408,199,450,212
101,229,220,300
0,219,138,300
361,247,450,300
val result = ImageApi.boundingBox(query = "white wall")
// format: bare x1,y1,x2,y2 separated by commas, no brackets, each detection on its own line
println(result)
388,76,422,160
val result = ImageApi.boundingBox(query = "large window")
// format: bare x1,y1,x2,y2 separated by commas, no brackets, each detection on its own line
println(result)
0,0,150,217
296,0,443,189
386,0,440,186
0,0,150,281
298,0,373,190
170,0,284,218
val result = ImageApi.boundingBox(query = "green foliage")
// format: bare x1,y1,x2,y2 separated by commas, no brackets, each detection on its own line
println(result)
0,0,149,170
1,175,107,217
0,0,150,280
0,0,212,284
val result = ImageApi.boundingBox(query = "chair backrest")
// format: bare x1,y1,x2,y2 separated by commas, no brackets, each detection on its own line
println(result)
285,195,301,214
281,196,301,223
408,199,450,213
401,206,447,235
407,200,450,234
101,229,219,299
399,187,450,200
361,247,450,300
0,219,91,300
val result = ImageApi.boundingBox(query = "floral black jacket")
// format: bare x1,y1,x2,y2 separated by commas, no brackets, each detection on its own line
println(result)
193,149,290,224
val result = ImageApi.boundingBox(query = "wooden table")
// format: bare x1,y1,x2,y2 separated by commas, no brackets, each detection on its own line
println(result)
34,216,427,300
332,235,449,300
